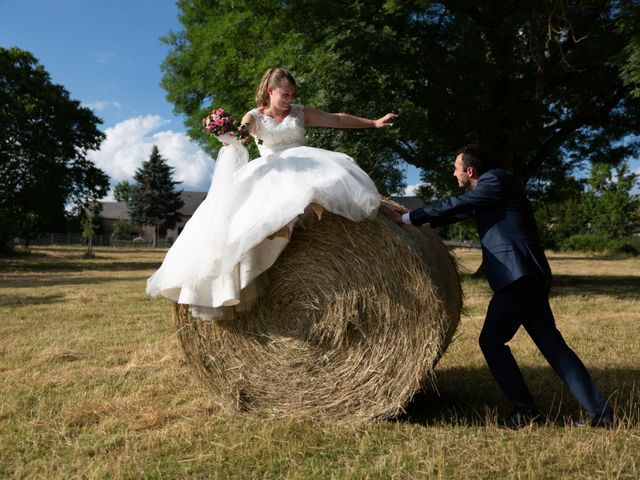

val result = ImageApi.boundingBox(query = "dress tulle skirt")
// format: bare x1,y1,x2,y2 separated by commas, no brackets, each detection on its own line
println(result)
146,143,380,319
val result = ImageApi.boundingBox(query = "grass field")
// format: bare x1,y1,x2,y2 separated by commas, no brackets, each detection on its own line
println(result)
1,245,639,479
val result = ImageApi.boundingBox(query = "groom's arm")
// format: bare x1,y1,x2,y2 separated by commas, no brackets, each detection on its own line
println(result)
404,172,503,226
401,210,473,227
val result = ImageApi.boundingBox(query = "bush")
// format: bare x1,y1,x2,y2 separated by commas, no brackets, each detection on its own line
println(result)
558,234,640,255
609,238,640,256
558,234,609,252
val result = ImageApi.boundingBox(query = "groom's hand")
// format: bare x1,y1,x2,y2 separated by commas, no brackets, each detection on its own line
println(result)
378,205,405,224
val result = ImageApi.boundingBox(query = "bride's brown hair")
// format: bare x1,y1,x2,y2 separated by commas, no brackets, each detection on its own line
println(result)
255,68,297,108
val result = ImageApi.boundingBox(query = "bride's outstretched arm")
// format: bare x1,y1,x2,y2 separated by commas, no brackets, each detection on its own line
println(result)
304,107,397,129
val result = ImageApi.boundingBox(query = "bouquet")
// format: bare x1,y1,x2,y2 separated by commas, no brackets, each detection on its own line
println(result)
202,108,250,142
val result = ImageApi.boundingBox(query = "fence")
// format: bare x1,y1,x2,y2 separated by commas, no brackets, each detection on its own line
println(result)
21,233,173,248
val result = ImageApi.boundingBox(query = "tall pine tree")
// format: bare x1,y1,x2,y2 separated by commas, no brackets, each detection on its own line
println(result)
130,146,184,247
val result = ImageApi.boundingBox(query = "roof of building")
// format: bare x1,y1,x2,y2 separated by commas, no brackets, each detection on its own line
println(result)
179,191,207,216
389,196,425,210
100,201,131,220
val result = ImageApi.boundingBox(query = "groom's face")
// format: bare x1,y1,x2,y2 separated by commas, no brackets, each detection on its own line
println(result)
453,154,471,188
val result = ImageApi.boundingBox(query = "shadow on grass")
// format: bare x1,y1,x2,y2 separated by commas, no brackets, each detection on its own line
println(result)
459,272,640,301
550,253,639,261
0,260,160,273
401,366,639,427
1,274,150,289
550,274,640,300
0,293,66,306
0,247,163,274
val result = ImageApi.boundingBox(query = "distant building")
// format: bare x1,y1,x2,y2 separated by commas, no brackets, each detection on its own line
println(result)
173,191,208,238
99,191,207,241
99,201,133,235
99,193,425,241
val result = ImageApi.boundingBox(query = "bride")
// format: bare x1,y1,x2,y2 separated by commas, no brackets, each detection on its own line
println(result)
146,67,397,319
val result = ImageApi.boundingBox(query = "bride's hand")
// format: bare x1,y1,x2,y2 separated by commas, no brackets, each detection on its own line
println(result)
374,113,398,128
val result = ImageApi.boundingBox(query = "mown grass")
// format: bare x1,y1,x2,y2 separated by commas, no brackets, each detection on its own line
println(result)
1,245,639,479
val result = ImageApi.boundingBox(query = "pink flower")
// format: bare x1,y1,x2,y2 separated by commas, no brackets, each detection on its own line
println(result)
202,107,250,142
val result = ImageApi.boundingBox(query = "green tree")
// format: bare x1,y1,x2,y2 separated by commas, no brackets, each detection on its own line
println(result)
0,47,109,252
81,216,97,258
113,180,136,203
581,162,639,239
130,146,184,247
82,201,103,257
161,0,640,199
111,218,132,240
532,176,586,248
619,2,640,97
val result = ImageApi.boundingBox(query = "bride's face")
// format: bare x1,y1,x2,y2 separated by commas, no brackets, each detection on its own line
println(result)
268,83,296,111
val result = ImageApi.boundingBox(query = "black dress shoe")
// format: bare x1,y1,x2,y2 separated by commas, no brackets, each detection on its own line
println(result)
570,415,615,429
498,409,543,429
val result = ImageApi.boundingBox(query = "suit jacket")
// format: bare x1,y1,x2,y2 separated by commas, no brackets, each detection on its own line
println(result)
409,168,551,292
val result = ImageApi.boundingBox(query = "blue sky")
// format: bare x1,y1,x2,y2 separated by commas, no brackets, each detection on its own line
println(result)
0,0,179,129
0,0,422,197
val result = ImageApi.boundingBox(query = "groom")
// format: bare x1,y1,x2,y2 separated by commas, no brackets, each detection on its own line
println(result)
381,144,614,428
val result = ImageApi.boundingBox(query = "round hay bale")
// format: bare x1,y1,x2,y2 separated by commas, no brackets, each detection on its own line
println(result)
172,210,462,422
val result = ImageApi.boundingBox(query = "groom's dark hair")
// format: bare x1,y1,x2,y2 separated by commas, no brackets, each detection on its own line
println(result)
456,144,491,175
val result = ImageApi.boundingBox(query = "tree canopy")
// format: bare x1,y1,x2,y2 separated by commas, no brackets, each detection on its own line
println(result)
619,2,640,97
581,162,639,239
113,180,136,203
0,47,108,250
161,0,640,197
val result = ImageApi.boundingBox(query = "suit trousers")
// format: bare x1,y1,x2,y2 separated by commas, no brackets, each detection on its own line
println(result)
478,274,612,419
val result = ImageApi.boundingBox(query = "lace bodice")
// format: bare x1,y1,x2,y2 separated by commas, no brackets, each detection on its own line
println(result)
250,104,306,156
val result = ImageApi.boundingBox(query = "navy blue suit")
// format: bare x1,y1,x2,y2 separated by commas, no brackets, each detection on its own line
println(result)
409,168,612,419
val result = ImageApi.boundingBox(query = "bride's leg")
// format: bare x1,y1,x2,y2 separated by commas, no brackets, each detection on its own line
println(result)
267,225,290,240
267,218,299,241
310,203,325,220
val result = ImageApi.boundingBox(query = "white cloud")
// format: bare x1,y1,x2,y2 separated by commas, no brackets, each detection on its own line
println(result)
97,52,117,64
404,183,421,196
83,100,122,111
88,115,214,194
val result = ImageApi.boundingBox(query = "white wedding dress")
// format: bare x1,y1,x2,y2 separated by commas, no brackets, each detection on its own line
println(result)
146,104,380,319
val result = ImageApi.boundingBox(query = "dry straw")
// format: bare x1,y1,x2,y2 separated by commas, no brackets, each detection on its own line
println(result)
173,206,462,422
